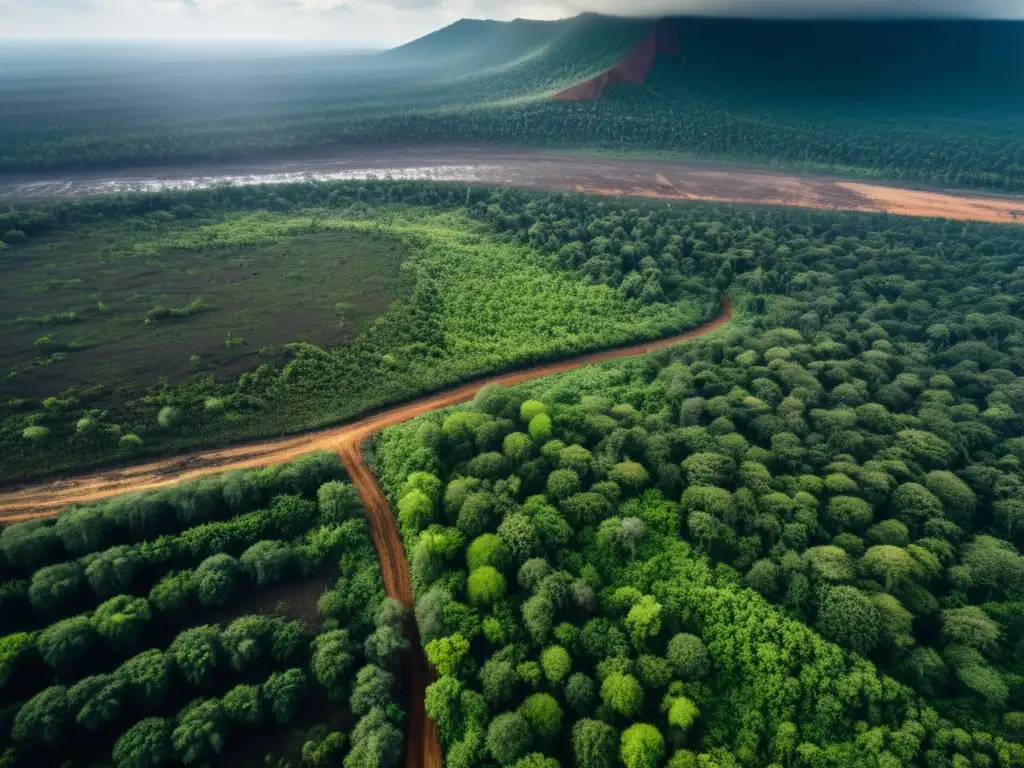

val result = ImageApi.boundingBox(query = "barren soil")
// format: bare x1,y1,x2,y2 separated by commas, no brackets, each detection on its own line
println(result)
0,296,732,768
2,148,1021,224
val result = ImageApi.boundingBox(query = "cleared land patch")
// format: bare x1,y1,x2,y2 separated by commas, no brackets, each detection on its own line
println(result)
0,229,408,401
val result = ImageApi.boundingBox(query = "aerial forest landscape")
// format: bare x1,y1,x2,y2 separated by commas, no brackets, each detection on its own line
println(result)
2,0,1024,766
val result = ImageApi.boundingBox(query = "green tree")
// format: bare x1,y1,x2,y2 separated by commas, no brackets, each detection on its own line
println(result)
364,621,409,673
468,566,507,605
301,729,346,767
941,606,1000,652
522,594,555,646
529,414,553,443
667,633,710,680
862,545,924,591
117,649,172,709
195,553,241,606
317,481,363,524
601,672,643,717
480,656,518,707
924,470,976,524
519,693,563,742
12,685,73,748
1,520,62,572
222,683,264,726
398,490,435,537
682,452,734,486
28,562,84,615
815,586,881,656
425,633,470,677
312,629,355,700
803,546,855,584
892,483,944,530
512,755,559,768
620,723,665,768
666,695,700,731
93,594,152,652
112,717,173,768
487,711,533,766
38,615,97,673
572,718,619,768
172,698,225,765
546,469,581,501
349,664,395,717
467,533,511,572
520,400,548,423
565,672,596,714
825,496,873,533
625,595,663,649
240,540,294,586
263,668,308,724
540,645,572,685
220,615,274,671
149,570,195,614
345,707,403,768
85,545,141,598
499,512,541,562
609,461,651,492
170,625,222,688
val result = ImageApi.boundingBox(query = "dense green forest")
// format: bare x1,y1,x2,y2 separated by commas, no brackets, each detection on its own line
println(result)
1,16,1022,191
0,182,716,483
369,191,1024,765
0,452,407,767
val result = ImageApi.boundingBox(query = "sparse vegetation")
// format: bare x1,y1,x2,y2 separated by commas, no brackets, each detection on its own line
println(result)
144,298,210,325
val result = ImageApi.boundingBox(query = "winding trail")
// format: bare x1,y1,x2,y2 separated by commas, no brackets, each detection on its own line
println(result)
0,295,732,768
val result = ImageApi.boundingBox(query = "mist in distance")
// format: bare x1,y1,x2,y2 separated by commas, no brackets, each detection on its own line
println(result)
0,0,1021,46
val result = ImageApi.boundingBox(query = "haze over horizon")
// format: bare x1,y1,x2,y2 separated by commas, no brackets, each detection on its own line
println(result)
0,0,1022,46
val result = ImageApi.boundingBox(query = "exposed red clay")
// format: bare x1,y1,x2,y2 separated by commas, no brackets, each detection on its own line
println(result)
552,19,681,100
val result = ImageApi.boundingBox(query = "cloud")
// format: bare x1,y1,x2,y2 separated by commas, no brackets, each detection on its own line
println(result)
477,0,1024,19
0,0,1020,43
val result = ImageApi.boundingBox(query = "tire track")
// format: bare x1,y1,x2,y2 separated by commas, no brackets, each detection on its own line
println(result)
0,295,732,768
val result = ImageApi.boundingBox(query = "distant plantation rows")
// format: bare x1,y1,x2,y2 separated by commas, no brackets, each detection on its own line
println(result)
0,453,408,768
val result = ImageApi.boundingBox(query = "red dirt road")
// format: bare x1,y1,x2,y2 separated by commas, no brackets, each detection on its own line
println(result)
3,148,1023,225
0,298,733,768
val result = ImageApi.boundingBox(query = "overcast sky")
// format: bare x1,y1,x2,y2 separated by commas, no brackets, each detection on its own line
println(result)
1,0,1021,46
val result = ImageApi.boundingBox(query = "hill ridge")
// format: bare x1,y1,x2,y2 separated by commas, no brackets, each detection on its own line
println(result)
552,17,680,100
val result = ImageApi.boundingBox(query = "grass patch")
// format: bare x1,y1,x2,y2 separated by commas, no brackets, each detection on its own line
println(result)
143,297,211,325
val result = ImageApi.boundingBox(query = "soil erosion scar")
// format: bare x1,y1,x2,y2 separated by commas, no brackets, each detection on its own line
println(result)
0,296,732,768
552,18,682,100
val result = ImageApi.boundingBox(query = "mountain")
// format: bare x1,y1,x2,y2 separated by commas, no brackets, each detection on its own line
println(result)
3,12,1023,191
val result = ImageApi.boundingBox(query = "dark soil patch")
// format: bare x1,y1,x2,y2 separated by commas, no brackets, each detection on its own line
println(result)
0,229,408,401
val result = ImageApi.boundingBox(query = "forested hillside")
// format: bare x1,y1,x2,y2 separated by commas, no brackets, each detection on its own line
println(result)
370,188,1024,765
1,15,1022,192
0,453,407,768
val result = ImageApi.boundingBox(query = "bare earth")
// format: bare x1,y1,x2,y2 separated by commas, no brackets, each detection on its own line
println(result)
0,298,732,768
1,147,1021,224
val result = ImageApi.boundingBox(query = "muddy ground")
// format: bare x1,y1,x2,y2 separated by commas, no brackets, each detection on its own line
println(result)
2,147,1022,224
